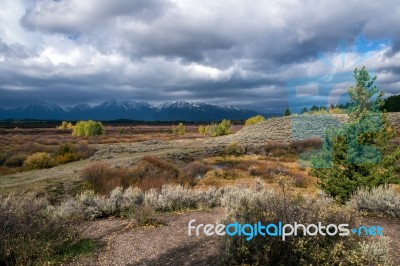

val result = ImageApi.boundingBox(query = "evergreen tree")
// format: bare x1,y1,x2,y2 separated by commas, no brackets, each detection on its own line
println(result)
284,108,291,116
311,67,399,202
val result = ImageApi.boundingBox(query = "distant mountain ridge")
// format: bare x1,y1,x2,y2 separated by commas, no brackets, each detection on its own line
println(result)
0,100,266,121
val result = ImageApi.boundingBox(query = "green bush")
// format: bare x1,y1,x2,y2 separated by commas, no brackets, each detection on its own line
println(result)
225,141,245,156
24,152,55,170
58,121,74,130
72,121,104,137
245,115,266,126
172,122,185,135
198,125,206,135
211,119,232,137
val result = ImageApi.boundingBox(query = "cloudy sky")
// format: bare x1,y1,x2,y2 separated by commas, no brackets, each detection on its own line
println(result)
1,0,400,113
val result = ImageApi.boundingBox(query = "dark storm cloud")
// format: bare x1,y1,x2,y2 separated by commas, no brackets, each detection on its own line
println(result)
1,0,400,112
21,0,174,34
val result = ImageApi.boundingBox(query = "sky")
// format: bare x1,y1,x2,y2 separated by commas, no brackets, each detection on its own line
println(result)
0,0,400,113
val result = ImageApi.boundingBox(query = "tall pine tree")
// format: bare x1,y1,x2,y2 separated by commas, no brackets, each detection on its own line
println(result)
311,67,399,202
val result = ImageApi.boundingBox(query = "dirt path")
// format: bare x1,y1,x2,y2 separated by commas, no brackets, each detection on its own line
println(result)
72,208,225,265
71,211,400,265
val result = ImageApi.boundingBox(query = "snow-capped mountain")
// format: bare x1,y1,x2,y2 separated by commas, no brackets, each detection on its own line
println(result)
157,101,257,121
92,100,155,120
0,100,262,121
69,104,93,120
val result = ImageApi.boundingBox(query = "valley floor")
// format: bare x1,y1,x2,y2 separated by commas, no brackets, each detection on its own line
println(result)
1,122,400,265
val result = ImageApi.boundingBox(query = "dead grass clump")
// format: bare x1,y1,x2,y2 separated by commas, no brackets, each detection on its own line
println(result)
264,142,288,156
248,166,263,176
198,169,251,187
0,166,19,175
256,161,291,180
183,161,212,179
289,138,322,154
293,173,308,188
82,162,130,194
55,142,96,164
263,139,322,158
129,156,191,191
76,142,96,158
205,169,245,180
132,205,163,226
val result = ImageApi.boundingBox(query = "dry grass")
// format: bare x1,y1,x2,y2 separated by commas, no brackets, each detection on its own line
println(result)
82,162,130,194
199,154,316,191
82,156,197,194
129,156,191,191
0,123,228,176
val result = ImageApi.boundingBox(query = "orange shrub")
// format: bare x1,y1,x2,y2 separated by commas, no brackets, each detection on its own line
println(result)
82,162,130,194
129,156,191,190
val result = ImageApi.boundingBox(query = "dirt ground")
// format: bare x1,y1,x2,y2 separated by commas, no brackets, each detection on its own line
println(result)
71,208,224,265
362,216,400,263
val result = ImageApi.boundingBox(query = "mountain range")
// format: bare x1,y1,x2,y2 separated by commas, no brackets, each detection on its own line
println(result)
0,100,266,121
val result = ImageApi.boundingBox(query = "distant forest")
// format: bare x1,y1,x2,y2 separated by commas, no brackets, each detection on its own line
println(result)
299,94,400,114
382,94,400,112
